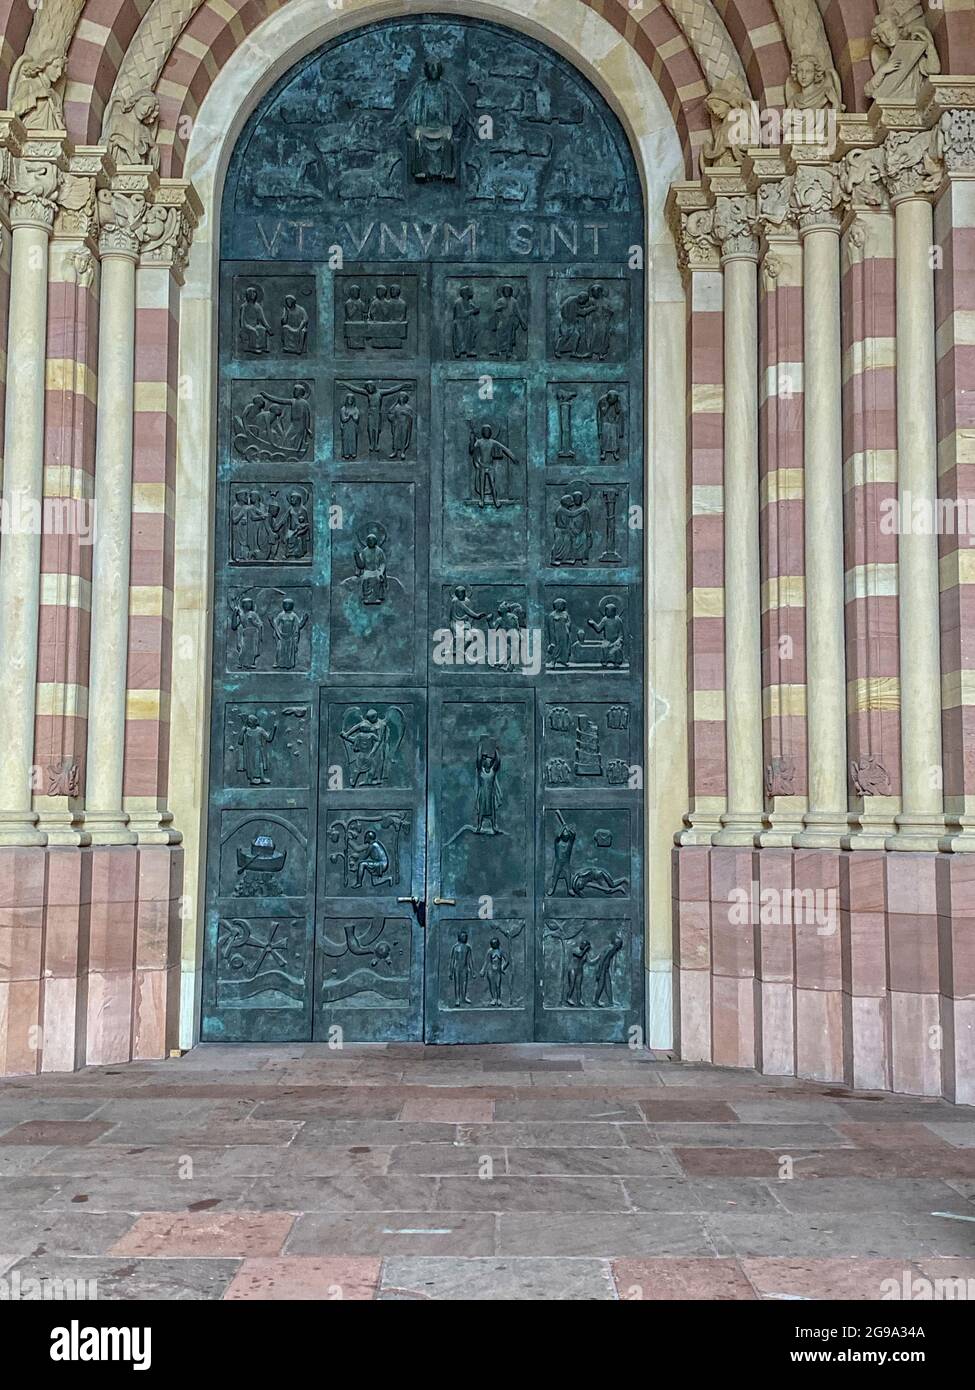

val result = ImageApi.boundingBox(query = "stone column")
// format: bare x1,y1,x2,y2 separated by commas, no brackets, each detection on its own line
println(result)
750,154,807,849
881,128,946,851
0,130,65,847
792,159,849,848
35,149,105,847
83,170,156,846
710,186,764,846
669,184,726,846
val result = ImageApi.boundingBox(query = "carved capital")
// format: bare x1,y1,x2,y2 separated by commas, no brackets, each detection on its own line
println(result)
837,145,888,212
937,108,975,177
97,167,157,258
881,127,943,202
9,132,69,232
713,194,759,261
755,176,797,238
792,162,842,233
667,183,719,277
54,146,111,241
138,179,203,278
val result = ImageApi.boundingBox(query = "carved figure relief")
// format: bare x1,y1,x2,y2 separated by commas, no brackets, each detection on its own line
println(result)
341,281,411,350
468,421,521,508
342,522,404,606
545,812,629,898
544,702,631,786
234,384,312,461
851,756,892,797
545,922,626,1008
447,280,527,359
236,280,314,358
227,703,308,788
336,380,415,459
554,282,615,359
230,485,311,564
443,584,529,670
443,921,525,1010
328,813,410,891
556,387,577,458
105,90,160,169
864,4,940,105
398,58,471,181
546,484,627,566
10,51,66,131
340,705,407,786
228,589,312,673
546,591,629,669
597,392,624,461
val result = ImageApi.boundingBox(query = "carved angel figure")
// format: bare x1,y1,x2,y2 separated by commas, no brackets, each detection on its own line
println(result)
10,51,66,130
785,55,843,112
106,90,161,170
701,79,751,170
864,5,940,105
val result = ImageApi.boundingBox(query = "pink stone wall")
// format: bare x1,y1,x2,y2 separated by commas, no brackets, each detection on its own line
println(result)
674,845,975,1104
0,845,183,1075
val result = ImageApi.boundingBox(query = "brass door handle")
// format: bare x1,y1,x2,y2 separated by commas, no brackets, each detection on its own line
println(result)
433,896,456,906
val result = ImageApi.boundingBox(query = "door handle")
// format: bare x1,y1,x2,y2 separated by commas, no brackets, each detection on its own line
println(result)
397,896,426,929
433,896,456,906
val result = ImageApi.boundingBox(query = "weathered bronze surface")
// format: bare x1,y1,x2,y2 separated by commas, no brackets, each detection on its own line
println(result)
203,16,645,1044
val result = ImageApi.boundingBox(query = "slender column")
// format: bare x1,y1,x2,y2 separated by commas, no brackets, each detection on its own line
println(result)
882,129,946,850
793,162,848,847
669,185,726,844
125,181,199,844
750,156,807,847
0,133,65,846
35,150,106,845
840,195,901,849
711,190,764,846
83,173,155,845
930,89,975,852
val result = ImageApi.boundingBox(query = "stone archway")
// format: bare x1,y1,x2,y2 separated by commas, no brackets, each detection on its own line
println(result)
170,0,688,1052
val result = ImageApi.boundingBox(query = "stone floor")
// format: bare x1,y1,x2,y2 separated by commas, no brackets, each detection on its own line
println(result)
1,1044,974,1300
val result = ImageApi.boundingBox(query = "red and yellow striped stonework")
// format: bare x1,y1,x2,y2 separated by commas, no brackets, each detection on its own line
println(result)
125,264,179,816
33,245,97,826
840,213,901,831
685,262,727,837
758,241,806,831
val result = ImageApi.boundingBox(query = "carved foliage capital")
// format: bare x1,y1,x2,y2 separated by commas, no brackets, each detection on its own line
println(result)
791,162,842,233
938,108,975,177
713,193,759,260
881,126,944,201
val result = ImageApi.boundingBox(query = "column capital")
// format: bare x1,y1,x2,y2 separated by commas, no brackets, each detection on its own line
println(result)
792,161,843,237
881,126,944,205
97,164,158,259
138,178,204,282
666,181,719,279
746,148,799,251
7,129,70,234
53,145,111,244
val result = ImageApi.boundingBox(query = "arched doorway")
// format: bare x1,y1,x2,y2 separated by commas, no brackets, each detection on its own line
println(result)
201,14,645,1044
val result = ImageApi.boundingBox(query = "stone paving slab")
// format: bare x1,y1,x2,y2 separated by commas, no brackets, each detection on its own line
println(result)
0,1043,971,1299
378,1256,617,1300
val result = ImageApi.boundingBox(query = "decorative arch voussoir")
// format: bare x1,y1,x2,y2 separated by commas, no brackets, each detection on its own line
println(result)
817,0,877,113
64,0,154,145
715,0,790,107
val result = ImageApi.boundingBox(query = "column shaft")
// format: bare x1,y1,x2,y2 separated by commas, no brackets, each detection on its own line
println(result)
889,197,944,849
716,254,764,843
797,225,848,845
84,251,137,844
0,222,51,844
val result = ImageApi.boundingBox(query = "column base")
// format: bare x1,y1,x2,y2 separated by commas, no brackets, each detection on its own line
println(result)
885,813,946,852
758,812,805,848
940,816,975,853
676,808,724,845
843,809,898,851
36,807,91,848
713,811,762,847
82,811,138,846
0,811,46,847
126,810,183,846
794,810,849,849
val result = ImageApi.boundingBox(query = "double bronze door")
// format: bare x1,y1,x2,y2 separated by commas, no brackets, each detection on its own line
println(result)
204,258,644,1044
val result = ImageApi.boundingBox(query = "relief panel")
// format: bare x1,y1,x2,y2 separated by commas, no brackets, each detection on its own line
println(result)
234,275,315,358
542,919,630,1010
216,915,309,1009
442,377,527,567
218,810,310,900
231,380,314,462
546,382,628,468
328,481,416,675
439,919,527,1010
334,378,418,462
543,700,632,787
544,584,631,670
224,701,311,790
226,585,313,673
318,916,414,1009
